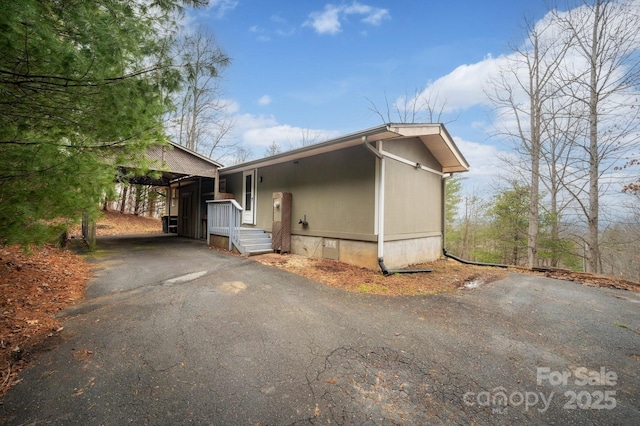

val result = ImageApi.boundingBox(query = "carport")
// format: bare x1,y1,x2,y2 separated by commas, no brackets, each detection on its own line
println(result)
84,142,222,245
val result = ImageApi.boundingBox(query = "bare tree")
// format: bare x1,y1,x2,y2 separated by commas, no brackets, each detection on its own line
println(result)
539,97,585,266
173,26,233,157
283,128,325,150
554,0,640,272
366,87,451,124
486,15,571,268
598,192,640,281
459,190,490,260
619,158,640,194
299,128,323,147
264,141,282,157
231,146,253,165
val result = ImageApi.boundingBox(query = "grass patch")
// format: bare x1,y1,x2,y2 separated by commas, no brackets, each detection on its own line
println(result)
358,282,389,294
615,321,640,335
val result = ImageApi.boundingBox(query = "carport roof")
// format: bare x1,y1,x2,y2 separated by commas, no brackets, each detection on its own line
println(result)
120,141,221,185
220,123,470,174
146,142,221,178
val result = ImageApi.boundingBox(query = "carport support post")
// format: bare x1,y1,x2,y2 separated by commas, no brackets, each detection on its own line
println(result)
82,212,96,251
166,185,172,231
197,177,202,239
214,169,220,199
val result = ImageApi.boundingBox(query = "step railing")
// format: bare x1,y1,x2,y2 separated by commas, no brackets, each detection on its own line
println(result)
206,199,245,253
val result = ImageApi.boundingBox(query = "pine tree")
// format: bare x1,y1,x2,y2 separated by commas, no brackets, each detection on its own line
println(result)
0,0,205,245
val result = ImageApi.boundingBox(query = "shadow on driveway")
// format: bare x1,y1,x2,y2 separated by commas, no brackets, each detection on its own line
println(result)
1,235,639,424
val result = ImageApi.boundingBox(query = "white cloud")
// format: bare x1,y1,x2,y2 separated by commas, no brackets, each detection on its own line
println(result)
221,99,240,114
242,124,340,149
305,5,341,35
411,1,640,121
207,0,238,18
229,112,341,151
455,137,510,182
233,112,279,132
304,2,390,35
249,25,271,41
258,95,272,106
411,54,507,115
354,7,389,25
249,18,295,40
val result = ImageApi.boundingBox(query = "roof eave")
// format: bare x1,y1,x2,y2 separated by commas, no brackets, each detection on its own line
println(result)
166,140,224,168
438,125,470,172
219,123,470,175
219,123,396,174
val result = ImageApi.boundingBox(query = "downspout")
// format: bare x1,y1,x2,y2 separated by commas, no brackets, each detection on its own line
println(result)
442,173,450,254
363,137,432,276
362,137,385,262
442,249,508,268
441,177,507,269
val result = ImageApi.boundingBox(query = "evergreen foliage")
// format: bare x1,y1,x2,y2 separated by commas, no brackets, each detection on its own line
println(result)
0,0,204,245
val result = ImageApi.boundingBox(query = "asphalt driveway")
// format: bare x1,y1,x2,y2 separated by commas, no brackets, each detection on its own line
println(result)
1,235,638,425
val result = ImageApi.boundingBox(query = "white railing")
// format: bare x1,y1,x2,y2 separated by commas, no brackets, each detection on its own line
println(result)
206,199,243,251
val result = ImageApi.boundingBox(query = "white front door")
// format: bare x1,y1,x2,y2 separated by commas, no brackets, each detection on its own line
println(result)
242,169,256,224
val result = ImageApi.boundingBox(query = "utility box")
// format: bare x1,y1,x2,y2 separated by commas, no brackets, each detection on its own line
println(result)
272,192,292,253
323,238,340,260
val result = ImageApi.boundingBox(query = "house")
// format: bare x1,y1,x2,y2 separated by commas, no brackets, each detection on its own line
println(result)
208,123,469,271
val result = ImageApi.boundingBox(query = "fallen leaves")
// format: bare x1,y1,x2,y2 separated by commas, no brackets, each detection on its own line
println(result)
73,348,94,362
253,254,508,296
253,253,640,296
69,210,162,238
0,244,92,396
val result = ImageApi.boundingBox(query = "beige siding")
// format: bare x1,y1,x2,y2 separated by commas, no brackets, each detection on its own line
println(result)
383,138,443,237
224,145,377,239
384,136,441,170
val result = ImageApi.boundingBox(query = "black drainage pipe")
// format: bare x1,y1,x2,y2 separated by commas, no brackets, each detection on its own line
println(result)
378,257,433,276
442,249,509,268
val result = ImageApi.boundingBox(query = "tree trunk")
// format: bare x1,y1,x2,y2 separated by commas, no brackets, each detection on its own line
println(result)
550,175,560,267
148,191,156,218
528,74,541,268
528,152,540,268
586,1,601,273
120,185,128,213
134,185,142,216
461,198,471,259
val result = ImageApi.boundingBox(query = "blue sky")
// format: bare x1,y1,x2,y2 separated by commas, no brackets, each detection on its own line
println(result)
186,1,548,150
182,0,639,213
